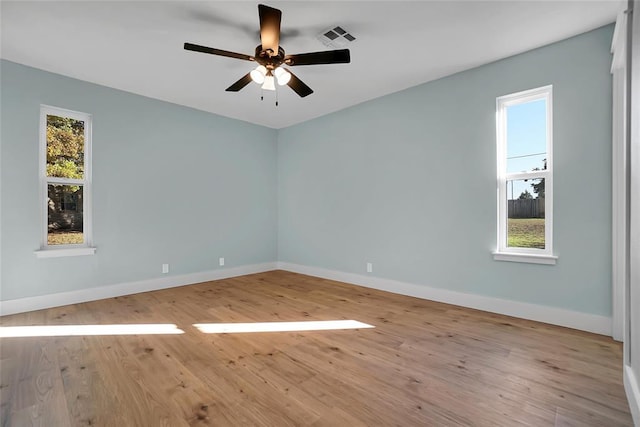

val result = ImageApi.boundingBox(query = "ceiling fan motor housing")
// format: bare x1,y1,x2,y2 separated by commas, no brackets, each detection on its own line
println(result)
255,45,286,70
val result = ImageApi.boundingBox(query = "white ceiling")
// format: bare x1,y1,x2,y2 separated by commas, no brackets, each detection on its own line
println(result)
1,1,620,129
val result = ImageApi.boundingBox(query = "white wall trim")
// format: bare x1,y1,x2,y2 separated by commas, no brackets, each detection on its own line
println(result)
611,6,629,343
2,261,613,336
277,262,612,336
624,365,640,426
34,247,96,258
628,2,640,424
0,262,278,316
493,251,557,265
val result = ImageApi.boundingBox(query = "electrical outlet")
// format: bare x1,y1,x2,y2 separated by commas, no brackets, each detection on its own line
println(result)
366,262,373,273
219,257,225,267
162,263,169,274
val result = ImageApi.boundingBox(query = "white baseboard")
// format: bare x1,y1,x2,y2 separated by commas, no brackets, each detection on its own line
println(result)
625,365,640,427
277,262,613,336
0,262,278,316
1,261,613,337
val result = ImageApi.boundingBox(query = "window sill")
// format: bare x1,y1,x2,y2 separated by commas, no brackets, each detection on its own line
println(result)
35,247,96,258
493,252,557,265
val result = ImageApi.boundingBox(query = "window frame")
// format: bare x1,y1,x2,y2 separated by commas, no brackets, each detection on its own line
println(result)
494,85,556,265
36,105,95,258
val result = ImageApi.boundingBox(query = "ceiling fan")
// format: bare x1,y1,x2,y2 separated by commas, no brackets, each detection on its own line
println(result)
184,4,351,98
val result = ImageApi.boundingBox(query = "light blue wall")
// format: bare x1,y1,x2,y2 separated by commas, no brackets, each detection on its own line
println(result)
1,60,278,300
278,26,614,316
1,25,614,317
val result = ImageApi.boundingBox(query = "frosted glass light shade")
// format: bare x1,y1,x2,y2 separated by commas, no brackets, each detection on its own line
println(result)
274,67,291,86
250,65,267,84
261,75,275,91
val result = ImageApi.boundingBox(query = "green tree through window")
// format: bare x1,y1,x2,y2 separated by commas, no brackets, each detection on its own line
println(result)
46,115,85,179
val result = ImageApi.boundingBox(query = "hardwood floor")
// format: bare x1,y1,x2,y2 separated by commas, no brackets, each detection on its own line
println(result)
0,270,633,426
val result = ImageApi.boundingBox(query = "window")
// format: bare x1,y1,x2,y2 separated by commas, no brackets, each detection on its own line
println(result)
495,86,556,264
36,106,95,257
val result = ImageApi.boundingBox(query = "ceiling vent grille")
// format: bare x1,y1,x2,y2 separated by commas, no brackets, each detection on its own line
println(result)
317,26,356,49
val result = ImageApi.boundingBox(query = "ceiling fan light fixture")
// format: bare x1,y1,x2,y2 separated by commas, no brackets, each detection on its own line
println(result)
274,67,291,86
250,65,267,84
184,4,349,98
261,75,276,91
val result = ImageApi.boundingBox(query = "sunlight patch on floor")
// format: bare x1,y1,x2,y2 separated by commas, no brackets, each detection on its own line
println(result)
193,320,374,334
0,324,184,337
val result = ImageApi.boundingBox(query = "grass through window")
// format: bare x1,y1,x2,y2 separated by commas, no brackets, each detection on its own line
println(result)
508,218,545,249
48,230,83,245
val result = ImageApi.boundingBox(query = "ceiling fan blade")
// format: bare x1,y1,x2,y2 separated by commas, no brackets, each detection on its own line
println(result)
286,70,313,97
284,49,350,66
258,4,281,54
184,42,254,62
226,73,253,92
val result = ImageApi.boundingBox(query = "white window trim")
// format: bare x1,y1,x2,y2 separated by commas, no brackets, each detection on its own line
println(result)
610,6,629,344
493,252,557,265
494,85,555,264
35,105,95,258
35,247,96,258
